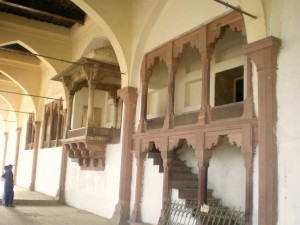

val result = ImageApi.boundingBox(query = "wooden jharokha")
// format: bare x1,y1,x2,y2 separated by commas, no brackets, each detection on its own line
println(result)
52,56,122,171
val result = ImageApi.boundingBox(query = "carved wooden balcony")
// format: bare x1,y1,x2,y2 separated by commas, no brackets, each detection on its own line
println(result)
61,127,120,170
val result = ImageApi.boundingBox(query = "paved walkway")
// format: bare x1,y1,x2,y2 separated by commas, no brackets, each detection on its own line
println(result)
0,185,112,225
0,205,112,225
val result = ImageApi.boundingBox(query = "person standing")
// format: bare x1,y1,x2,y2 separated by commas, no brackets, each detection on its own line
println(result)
2,164,14,207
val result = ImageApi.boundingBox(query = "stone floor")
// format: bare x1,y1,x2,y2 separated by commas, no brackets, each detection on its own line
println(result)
0,185,112,225
0,205,112,225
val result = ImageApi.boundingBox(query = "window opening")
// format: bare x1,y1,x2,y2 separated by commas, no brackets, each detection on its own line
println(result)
215,66,244,106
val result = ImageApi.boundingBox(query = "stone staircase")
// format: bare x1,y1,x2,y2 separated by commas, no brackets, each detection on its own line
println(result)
148,151,220,205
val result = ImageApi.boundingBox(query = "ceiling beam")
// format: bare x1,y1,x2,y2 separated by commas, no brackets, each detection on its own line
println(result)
0,0,84,25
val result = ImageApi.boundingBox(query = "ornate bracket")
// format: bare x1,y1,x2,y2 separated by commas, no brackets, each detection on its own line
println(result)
228,133,242,148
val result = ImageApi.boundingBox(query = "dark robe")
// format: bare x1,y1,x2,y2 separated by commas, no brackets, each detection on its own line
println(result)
2,169,14,206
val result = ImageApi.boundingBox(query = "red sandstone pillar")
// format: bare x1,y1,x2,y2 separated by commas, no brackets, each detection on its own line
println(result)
2,132,8,171
242,57,255,118
13,128,21,183
30,121,41,191
112,87,137,225
198,25,212,124
241,123,255,225
87,80,96,127
243,36,281,225
138,59,151,133
195,132,212,205
65,91,75,138
161,150,174,205
163,56,178,129
130,148,146,223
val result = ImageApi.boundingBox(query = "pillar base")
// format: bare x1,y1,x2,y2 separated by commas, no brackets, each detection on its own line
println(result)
29,183,34,191
130,205,142,223
57,186,66,204
111,200,130,225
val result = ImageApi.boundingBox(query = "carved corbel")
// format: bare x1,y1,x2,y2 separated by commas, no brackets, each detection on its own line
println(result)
169,137,186,152
205,134,222,150
228,133,242,148
84,158,90,167
82,62,94,81
70,143,80,158
168,137,180,151
64,144,74,158
166,57,179,76
77,142,89,158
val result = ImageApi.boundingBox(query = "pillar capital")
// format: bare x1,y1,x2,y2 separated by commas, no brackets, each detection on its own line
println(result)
243,36,281,70
117,86,137,106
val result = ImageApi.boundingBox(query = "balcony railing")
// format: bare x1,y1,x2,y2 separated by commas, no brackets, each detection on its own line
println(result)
145,102,244,131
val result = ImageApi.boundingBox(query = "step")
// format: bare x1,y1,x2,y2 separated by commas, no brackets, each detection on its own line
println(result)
153,158,163,166
172,159,186,166
172,172,198,181
172,180,198,189
178,189,198,199
172,165,192,173
147,152,161,159
177,188,214,199
184,197,220,206
207,197,221,206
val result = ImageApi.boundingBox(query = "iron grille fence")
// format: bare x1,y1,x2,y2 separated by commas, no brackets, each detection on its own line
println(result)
158,200,245,225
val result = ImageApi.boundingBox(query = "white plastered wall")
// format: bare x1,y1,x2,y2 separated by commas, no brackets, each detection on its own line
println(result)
140,157,164,224
64,143,121,218
276,0,300,224
208,138,246,210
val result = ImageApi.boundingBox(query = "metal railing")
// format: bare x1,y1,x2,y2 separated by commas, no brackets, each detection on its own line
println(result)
158,200,245,225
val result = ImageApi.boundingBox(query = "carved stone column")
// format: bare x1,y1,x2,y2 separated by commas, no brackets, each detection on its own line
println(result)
137,65,151,133
161,150,174,204
58,147,68,203
163,58,178,129
130,148,146,223
112,87,137,225
243,36,281,225
242,57,255,118
87,80,96,127
113,97,120,128
30,121,41,191
198,25,212,124
13,128,22,183
64,90,75,138
241,124,254,225
195,132,213,204
2,132,8,171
